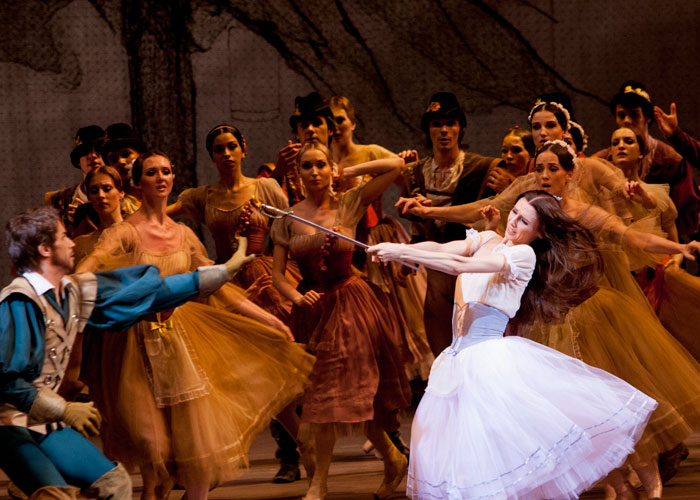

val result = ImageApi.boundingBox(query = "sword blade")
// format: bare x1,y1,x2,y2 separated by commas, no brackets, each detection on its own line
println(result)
259,203,423,272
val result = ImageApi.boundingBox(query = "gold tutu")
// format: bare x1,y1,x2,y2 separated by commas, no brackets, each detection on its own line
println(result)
528,286,700,459
91,301,313,488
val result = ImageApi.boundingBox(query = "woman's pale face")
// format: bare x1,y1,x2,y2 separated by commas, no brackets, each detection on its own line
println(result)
138,155,174,198
298,149,333,193
501,135,530,176
504,198,541,245
531,110,565,148
331,108,355,147
88,173,123,216
211,133,245,176
610,128,643,171
534,151,573,197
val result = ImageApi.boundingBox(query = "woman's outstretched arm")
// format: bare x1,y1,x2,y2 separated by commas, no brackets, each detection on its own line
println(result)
368,241,506,276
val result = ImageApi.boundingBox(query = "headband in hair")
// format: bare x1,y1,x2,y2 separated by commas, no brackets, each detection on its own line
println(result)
528,99,571,129
543,139,577,160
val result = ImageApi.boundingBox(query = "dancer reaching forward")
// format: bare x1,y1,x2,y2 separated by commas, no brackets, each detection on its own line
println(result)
369,191,657,500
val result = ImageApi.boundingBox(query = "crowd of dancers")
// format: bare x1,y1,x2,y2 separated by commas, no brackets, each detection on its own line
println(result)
2,79,700,500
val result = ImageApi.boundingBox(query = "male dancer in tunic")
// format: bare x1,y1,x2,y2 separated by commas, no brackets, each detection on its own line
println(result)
0,207,252,500
398,92,500,356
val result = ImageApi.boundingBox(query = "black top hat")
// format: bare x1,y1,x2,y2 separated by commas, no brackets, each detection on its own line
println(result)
70,125,106,168
610,80,653,118
420,92,467,134
100,123,147,155
289,92,336,130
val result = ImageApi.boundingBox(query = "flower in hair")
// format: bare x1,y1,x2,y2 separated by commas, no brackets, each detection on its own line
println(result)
544,139,577,159
528,100,571,128
623,85,651,103
426,102,441,112
568,121,589,152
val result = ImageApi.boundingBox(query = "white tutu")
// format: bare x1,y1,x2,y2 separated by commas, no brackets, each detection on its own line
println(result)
407,335,656,500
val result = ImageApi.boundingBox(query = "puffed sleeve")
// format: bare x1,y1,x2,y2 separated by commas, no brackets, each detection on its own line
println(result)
257,177,290,210
181,224,215,270
0,295,44,413
339,186,365,228
176,186,208,222
77,222,138,272
464,229,501,256
500,244,536,283
270,216,291,248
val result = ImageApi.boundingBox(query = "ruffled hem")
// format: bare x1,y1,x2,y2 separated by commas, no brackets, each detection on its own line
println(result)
407,337,656,500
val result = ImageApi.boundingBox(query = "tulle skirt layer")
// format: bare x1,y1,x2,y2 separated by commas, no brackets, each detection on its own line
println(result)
367,216,433,379
407,337,656,500
530,286,700,459
290,275,411,426
235,254,302,324
653,265,700,362
83,301,314,488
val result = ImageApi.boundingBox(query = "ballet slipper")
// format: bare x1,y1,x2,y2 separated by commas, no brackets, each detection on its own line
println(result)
603,482,617,500
301,482,327,500
374,452,408,499
633,460,662,499
154,477,174,500
362,439,375,454
617,482,640,500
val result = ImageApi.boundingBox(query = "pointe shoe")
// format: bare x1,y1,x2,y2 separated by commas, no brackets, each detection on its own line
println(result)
374,453,408,499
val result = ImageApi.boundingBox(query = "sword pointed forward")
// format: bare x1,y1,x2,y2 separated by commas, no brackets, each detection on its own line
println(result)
259,203,423,273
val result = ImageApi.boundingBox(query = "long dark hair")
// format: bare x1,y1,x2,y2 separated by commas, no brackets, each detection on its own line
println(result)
514,190,603,326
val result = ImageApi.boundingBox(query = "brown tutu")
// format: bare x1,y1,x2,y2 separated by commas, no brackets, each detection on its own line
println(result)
366,216,433,379
291,275,411,427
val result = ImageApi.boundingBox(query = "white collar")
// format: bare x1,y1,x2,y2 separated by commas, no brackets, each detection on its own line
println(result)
22,271,70,298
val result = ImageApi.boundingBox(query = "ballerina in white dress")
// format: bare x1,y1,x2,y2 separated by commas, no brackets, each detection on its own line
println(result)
369,190,657,500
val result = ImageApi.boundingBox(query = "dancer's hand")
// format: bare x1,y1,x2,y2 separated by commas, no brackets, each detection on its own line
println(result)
276,141,302,177
262,312,294,341
664,253,684,270
367,242,404,263
294,290,324,308
245,274,272,302
64,401,102,437
485,167,515,194
624,181,656,209
398,149,419,164
654,103,679,138
681,240,700,261
225,237,256,279
479,205,501,231
395,197,429,217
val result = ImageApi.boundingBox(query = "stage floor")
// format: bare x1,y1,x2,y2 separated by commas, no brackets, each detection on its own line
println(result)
2,422,698,499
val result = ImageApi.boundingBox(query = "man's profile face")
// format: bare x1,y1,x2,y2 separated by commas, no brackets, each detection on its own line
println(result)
50,222,76,273
615,105,650,136
429,118,461,153
296,116,330,146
